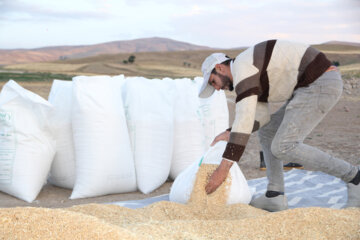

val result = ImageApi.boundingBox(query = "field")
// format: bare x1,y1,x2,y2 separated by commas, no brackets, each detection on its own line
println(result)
1,43,360,82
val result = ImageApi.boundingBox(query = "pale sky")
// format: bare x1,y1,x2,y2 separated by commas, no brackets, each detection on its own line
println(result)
0,0,359,49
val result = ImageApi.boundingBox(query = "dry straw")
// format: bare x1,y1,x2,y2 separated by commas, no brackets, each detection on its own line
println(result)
1,163,359,239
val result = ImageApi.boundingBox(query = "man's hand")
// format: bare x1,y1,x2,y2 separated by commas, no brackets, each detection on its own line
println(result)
210,130,230,146
205,159,233,194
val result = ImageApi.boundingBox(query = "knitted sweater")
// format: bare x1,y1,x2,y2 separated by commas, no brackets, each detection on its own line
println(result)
223,40,331,162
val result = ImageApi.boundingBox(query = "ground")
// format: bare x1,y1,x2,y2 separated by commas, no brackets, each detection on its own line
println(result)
0,79,359,208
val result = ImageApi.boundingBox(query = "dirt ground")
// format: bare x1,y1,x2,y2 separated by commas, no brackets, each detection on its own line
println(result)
0,80,359,208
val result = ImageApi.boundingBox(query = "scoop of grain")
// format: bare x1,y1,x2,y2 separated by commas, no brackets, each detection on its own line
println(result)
189,163,230,206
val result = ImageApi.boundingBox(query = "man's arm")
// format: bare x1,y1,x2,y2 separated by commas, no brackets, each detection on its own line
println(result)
210,130,230,146
222,95,258,162
205,49,261,194
205,95,258,194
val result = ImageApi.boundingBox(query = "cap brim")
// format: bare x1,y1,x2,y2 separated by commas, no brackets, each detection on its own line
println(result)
198,72,215,98
199,84,215,98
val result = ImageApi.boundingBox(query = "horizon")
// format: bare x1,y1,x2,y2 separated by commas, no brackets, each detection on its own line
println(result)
1,36,360,51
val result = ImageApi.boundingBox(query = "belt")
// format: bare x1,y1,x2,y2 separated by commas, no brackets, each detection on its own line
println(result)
325,65,338,72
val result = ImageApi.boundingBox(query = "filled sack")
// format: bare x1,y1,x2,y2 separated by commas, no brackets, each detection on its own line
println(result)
169,78,205,180
169,141,252,205
194,77,229,149
0,80,56,202
70,75,136,199
121,77,174,194
47,80,75,189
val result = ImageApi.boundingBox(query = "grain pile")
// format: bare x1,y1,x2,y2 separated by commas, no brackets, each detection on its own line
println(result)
0,207,136,239
1,163,360,239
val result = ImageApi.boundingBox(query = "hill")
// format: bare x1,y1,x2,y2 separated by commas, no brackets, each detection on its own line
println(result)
0,37,211,65
323,41,360,47
2,42,360,80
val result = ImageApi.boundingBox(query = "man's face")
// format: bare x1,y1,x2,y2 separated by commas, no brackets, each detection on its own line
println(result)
208,71,234,91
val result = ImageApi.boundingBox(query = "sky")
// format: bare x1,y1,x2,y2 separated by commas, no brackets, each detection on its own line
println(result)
0,0,359,49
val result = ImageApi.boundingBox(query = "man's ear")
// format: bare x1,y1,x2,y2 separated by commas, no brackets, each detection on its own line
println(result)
214,63,223,73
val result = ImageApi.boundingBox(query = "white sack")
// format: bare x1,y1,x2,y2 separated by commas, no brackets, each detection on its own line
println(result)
122,77,174,194
0,80,56,202
70,75,136,199
47,80,75,189
194,77,229,149
169,78,205,179
169,141,252,205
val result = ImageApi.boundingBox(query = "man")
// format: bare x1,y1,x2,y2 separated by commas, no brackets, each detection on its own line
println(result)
199,40,360,211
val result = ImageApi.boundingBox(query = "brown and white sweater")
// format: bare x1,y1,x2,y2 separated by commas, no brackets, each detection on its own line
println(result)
223,39,332,162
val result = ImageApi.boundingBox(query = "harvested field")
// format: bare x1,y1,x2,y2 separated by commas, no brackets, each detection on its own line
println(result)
4,62,88,75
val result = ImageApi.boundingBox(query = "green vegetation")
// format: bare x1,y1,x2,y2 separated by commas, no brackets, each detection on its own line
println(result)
123,55,136,64
128,55,136,63
0,72,73,82
332,61,340,66
183,61,192,67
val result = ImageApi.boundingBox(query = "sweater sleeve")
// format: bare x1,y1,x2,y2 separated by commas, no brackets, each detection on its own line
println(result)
222,95,258,162
226,101,270,133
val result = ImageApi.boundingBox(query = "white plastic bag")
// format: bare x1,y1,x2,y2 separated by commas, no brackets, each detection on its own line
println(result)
0,80,56,202
169,78,205,179
122,77,174,194
47,80,75,189
169,141,252,205
70,75,136,199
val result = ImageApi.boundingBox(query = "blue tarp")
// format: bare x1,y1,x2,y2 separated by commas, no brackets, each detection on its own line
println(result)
112,169,347,209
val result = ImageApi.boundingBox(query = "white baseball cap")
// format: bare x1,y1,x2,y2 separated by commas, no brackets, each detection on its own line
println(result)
199,53,230,98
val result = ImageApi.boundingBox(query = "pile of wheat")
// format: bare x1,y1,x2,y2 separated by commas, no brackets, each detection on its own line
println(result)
1,164,359,239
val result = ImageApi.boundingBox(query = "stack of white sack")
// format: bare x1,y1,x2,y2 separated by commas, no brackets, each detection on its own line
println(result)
0,80,56,203
0,75,230,202
45,76,229,196
169,141,252,205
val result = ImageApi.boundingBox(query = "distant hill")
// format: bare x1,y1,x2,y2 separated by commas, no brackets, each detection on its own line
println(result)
2,39,360,79
0,37,211,65
323,41,360,47
312,41,360,59
4,40,359,79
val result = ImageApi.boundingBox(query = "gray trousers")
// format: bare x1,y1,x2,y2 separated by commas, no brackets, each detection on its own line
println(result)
258,70,358,192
